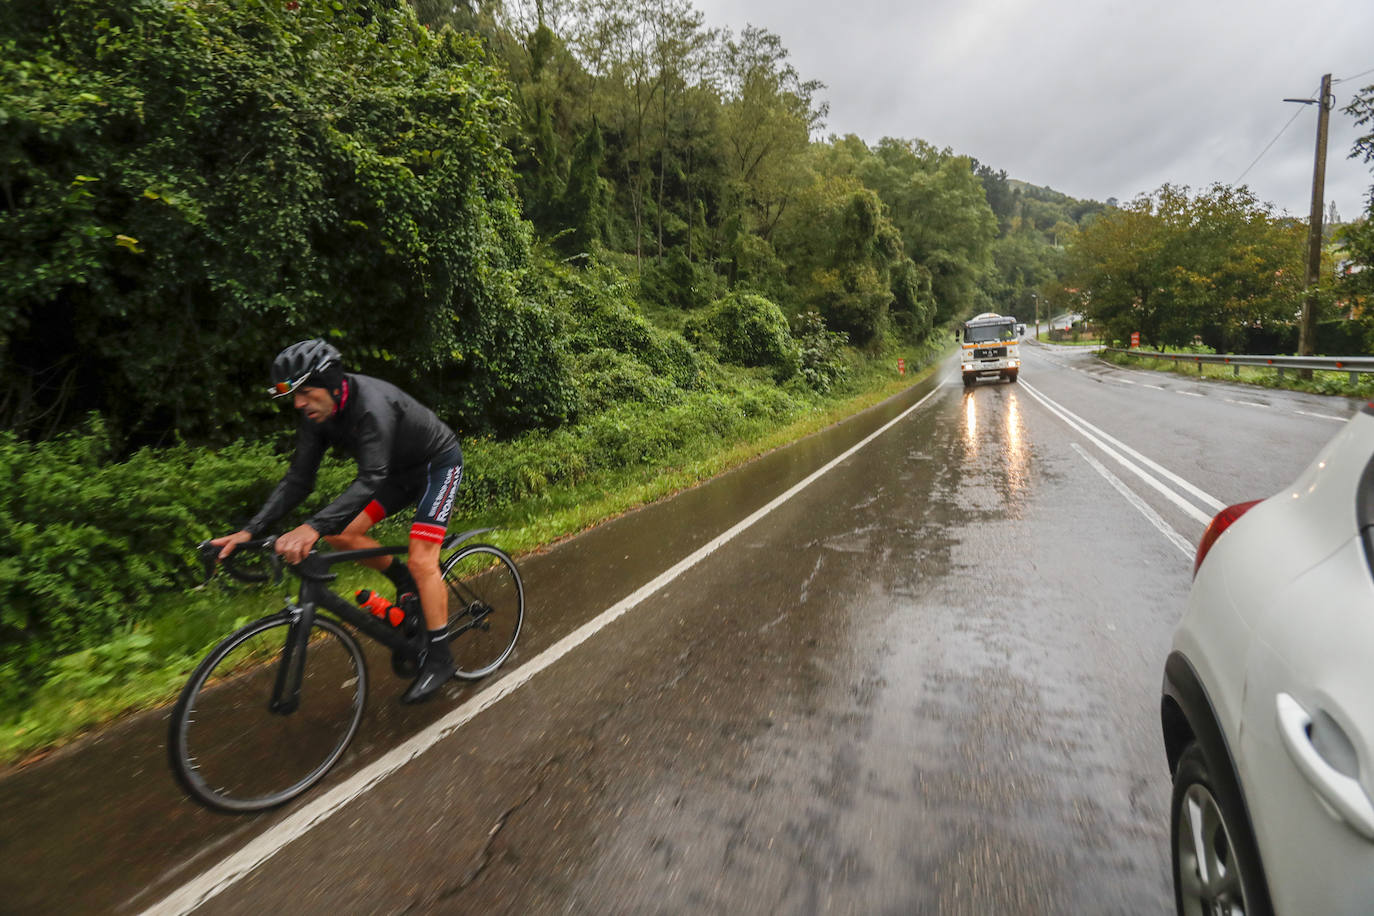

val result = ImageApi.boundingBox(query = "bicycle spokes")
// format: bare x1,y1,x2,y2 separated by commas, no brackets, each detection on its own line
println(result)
441,545,524,680
169,615,366,812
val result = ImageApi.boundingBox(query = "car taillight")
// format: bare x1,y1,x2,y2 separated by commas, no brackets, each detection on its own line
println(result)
1193,500,1263,578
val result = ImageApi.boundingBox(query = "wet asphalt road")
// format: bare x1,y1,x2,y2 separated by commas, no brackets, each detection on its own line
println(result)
1,343,1359,914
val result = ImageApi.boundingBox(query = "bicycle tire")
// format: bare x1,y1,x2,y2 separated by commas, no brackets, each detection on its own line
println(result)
168,613,367,812
442,544,524,680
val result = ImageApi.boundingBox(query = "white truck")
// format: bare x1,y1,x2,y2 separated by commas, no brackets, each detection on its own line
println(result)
960,312,1021,387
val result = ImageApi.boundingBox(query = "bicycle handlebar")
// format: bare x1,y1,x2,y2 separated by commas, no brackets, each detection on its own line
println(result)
197,537,282,585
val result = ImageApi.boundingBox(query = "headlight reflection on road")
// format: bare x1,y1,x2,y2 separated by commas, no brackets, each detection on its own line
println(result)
1004,391,1030,498
960,387,1031,506
962,391,978,459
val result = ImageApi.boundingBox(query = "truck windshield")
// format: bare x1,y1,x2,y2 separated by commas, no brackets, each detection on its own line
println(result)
965,323,1016,343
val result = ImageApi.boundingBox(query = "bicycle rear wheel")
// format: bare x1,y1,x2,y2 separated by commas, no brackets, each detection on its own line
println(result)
442,544,524,680
168,613,366,812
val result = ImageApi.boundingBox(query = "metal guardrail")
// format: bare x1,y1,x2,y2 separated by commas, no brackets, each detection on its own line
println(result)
1104,348,1374,384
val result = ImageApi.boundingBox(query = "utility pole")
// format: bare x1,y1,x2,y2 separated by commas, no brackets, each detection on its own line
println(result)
1289,73,1332,362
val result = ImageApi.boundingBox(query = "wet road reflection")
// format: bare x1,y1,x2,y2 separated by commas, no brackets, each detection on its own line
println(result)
1004,390,1030,500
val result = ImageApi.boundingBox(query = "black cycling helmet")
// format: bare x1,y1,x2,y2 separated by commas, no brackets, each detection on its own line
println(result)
269,339,343,398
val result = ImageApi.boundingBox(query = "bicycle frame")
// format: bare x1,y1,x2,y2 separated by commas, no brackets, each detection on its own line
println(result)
265,527,495,714
270,545,411,714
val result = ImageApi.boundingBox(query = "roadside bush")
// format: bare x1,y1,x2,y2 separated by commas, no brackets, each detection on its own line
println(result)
573,348,679,414
638,248,722,312
553,262,702,392
792,309,851,393
458,429,590,509
686,293,801,381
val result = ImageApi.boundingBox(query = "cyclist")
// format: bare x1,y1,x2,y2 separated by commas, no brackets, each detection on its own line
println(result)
210,339,463,704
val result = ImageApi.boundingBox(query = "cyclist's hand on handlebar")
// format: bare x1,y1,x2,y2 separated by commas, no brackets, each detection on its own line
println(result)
209,529,254,560
274,523,320,565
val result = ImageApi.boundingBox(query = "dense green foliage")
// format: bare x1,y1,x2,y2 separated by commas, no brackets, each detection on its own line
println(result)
1053,82,1374,354
426,1,1030,346
1,0,569,445
684,292,799,379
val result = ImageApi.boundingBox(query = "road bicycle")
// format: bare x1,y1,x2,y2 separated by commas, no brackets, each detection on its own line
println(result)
168,528,523,812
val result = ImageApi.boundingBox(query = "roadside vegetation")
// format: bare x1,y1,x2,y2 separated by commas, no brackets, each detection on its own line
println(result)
1100,347,1374,400
1045,95,1374,393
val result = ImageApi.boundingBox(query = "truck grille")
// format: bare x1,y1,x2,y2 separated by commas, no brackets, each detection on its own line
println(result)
974,347,1001,359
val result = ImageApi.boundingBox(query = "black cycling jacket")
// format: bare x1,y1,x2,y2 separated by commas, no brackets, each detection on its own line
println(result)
246,374,460,537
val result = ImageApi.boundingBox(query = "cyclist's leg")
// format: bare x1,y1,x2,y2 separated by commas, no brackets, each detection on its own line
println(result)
409,537,447,630
400,452,462,704
401,535,454,704
323,506,389,572
406,449,463,617
327,481,424,594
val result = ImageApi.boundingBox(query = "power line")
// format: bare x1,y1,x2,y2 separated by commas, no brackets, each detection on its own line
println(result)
1234,103,1309,185
1334,66,1374,84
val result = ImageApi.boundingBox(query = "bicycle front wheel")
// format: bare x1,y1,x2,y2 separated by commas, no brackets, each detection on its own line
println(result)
442,544,524,680
168,613,367,812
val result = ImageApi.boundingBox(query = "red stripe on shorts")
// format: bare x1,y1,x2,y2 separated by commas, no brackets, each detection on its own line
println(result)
410,522,446,544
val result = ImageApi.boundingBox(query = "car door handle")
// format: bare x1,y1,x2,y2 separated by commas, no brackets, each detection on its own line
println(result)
1276,693,1374,841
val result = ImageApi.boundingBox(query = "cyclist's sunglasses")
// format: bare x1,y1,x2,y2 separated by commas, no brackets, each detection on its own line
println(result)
268,374,311,399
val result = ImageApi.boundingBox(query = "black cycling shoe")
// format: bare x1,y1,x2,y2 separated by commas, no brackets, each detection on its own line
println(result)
401,656,456,704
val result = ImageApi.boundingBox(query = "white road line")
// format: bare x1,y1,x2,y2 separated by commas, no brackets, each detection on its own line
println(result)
1176,390,1203,398
1070,444,1194,557
1295,409,1348,422
1020,381,1224,518
140,385,946,916
1144,384,1165,391
1224,399,1270,409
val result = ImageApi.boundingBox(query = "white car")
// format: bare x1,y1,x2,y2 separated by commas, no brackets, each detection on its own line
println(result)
1161,403,1374,914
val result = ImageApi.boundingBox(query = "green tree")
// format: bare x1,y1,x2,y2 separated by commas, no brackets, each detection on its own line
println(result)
554,117,612,255
774,174,904,346
1064,184,1306,350
972,161,1015,234
716,26,825,251
849,138,997,323
1337,81,1374,311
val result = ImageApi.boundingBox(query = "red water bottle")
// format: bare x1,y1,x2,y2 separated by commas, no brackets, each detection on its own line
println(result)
356,589,405,627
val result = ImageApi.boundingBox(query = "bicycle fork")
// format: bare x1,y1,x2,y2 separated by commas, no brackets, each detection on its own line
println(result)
270,603,315,715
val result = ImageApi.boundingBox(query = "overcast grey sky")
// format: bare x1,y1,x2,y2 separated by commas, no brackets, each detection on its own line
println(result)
689,0,1374,221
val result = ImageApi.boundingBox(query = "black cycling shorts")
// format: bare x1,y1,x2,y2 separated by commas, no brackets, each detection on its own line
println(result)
361,447,463,544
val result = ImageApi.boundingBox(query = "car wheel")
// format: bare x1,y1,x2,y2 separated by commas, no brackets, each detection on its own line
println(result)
1170,743,1272,916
